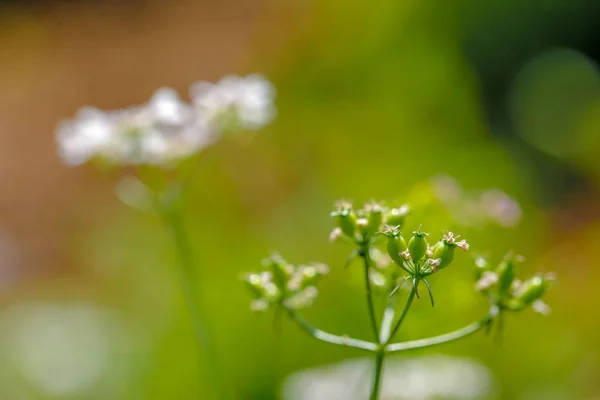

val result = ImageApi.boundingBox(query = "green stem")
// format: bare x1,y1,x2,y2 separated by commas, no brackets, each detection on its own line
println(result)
370,349,385,400
163,206,229,399
361,249,379,341
379,294,396,344
287,308,377,352
386,315,493,353
386,280,417,344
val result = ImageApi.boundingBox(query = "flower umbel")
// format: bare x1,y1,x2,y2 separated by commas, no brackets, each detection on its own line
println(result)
56,74,276,168
244,199,553,400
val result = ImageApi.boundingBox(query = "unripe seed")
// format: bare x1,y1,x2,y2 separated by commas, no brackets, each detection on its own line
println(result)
433,242,455,270
264,255,294,288
384,205,409,228
496,258,515,294
516,276,546,305
338,211,358,238
366,207,384,238
408,231,429,262
386,234,408,267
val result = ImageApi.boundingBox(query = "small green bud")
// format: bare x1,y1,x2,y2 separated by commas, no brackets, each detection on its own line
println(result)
433,242,455,270
431,232,469,270
408,230,429,262
382,227,408,267
331,201,358,239
516,275,547,305
384,205,409,228
366,203,384,238
263,254,294,288
496,258,516,294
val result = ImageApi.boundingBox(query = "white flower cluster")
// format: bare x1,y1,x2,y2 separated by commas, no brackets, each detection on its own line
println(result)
57,74,276,167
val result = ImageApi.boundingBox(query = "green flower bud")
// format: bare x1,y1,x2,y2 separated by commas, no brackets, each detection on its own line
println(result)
366,204,384,238
430,232,469,270
408,230,429,262
385,233,408,267
496,258,515,294
384,205,409,228
331,202,358,239
516,275,547,305
433,242,455,270
263,254,294,288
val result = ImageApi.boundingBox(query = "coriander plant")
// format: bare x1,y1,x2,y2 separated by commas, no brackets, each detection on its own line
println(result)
244,200,553,400
56,74,276,399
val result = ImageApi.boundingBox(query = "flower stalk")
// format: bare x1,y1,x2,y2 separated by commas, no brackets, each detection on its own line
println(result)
244,199,553,400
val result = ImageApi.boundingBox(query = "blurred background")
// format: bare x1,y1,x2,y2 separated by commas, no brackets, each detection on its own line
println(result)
1,0,600,398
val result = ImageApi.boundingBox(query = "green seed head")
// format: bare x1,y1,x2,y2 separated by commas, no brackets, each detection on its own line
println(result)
496,257,516,294
263,254,294,288
365,201,385,238
433,241,455,270
408,229,429,262
330,200,358,239
384,205,409,228
386,233,408,267
516,275,547,305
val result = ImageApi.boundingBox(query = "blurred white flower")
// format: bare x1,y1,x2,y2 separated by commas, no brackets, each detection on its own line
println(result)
190,74,276,131
57,74,275,168
57,107,115,166
282,355,497,400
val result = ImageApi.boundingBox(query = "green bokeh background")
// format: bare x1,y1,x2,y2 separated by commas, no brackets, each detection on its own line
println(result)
1,0,599,399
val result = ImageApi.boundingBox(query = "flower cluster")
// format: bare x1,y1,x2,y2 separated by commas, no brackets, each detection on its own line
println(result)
328,199,469,279
329,200,409,244
57,74,275,168
381,227,469,278
243,254,329,312
474,254,554,315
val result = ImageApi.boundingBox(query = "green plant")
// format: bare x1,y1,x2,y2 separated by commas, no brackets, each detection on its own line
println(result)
57,74,276,399
244,200,553,400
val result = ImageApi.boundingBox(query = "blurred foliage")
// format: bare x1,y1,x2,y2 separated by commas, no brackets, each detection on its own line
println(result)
1,0,600,399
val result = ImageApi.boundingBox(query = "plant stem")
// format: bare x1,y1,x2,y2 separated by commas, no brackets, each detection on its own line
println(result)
386,315,493,353
379,295,396,344
286,308,378,352
386,280,417,344
361,249,379,341
163,206,229,399
370,348,385,400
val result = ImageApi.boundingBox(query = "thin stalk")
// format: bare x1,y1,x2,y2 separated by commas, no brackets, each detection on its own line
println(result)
386,280,417,344
287,309,377,352
361,249,379,341
379,294,396,344
163,207,229,399
386,318,489,353
369,349,385,400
